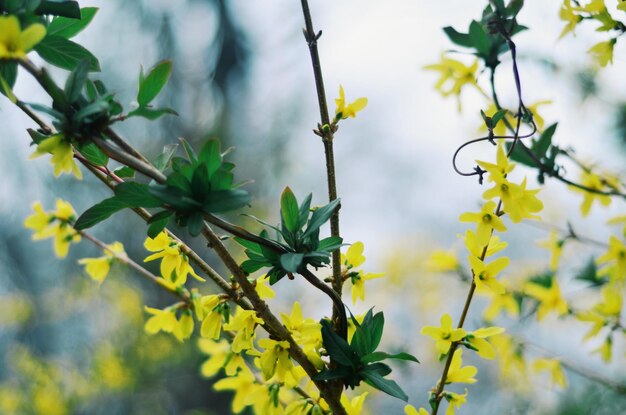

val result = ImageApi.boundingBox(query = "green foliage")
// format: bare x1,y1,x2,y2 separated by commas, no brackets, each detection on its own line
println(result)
575,257,607,287
128,60,178,120
313,309,417,401
506,123,560,182
236,189,341,284
47,7,98,38
35,0,80,18
74,139,250,237
35,35,100,72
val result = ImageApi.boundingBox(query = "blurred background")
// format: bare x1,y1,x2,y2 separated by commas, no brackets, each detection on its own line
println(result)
1,0,626,414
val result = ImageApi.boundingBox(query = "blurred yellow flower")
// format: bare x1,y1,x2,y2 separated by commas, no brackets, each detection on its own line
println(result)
0,15,46,59
78,242,125,284
30,134,83,179
334,85,368,120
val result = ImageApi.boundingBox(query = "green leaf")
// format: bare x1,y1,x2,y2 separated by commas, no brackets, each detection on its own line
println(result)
149,186,201,211
303,198,340,239
469,20,490,56
234,237,263,254
199,140,222,177
154,144,178,172
64,59,90,103
0,62,17,93
0,70,17,103
491,109,508,128
506,141,536,168
281,187,299,233
35,35,100,71
318,236,343,252
26,102,64,120
113,166,135,178
369,312,385,352
361,351,419,364
187,213,204,237
241,259,270,274
179,137,198,163
575,257,606,287
36,1,80,18
47,7,98,38
297,193,313,229
506,0,524,18
360,362,392,377
114,182,163,208
280,252,304,273
321,320,358,368
74,100,109,122
532,123,557,158
201,189,250,213
77,142,108,166
147,212,172,238
311,367,353,382
127,106,178,120
443,26,473,48
137,60,172,107
360,371,408,402
74,197,127,229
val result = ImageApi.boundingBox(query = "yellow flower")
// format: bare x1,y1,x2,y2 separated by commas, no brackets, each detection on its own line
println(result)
524,279,568,320
199,295,224,339
574,0,606,13
342,242,366,268
350,271,384,305
482,176,543,223
446,349,477,384
459,201,507,246
537,230,563,271
477,143,516,180
144,231,204,286
254,274,275,299
491,334,527,384
421,313,467,355
571,171,612,216
29,134,83,179
0,15,46,59
144,306,177,335
559,0,583,38
465,326,505,360
334,85,368,120
462,230,508,259
593,336,612,362
198,338,252,378
213,371,264,413
444,388,468,415
405,405,429,415
483,289,519,321
223,308,263,353
425,249,459,272
619,0,626,12
78,241,125,283
588,40,616,67
340,392,368,415
469,256,509,295
257,338,293,381
596,236,626,283
532,358,567,388
281,302,323,368
424,54,483,111
24,199,81,258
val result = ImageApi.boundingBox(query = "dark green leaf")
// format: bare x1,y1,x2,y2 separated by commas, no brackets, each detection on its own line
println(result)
179,137,197,163
137,60,172,107
469,20,490,56
202,189,251,213
234,237,263,254
532,123,557,158
0,62,17,92
491,109,508,128
575,257,606,287
64,59,90,103
147,212,171,238
321,320,358,368
74,197,127,229
47,7,98,38
26,102,64,120
77,142,108,166
443,26,473,48
280,252,304,273
114,182,163,208
154,144,178,172
506,0,524,18
187,213,204,237
281,187,299,233
149,186,201,211
297,193,313,229
361,351,419,364
35,35,100,71
360,362,392,377
318,236,343,252
361,371,408,402
199,139,222,177
113,166,135,178
36,1,80,18
369,312,385,352
74,100,109,122
506,141,536,168
303,198,340,238
311,367,353,382
127,106,178,120
241,259,269,274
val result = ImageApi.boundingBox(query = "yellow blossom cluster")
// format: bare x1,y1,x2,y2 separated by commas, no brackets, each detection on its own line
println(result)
24,200,81,258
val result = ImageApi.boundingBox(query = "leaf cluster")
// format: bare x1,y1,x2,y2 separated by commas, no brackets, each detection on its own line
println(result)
237,188,342,284
506,123,560,183
313,309,418,402
443,0,526,69
74,139,251,237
